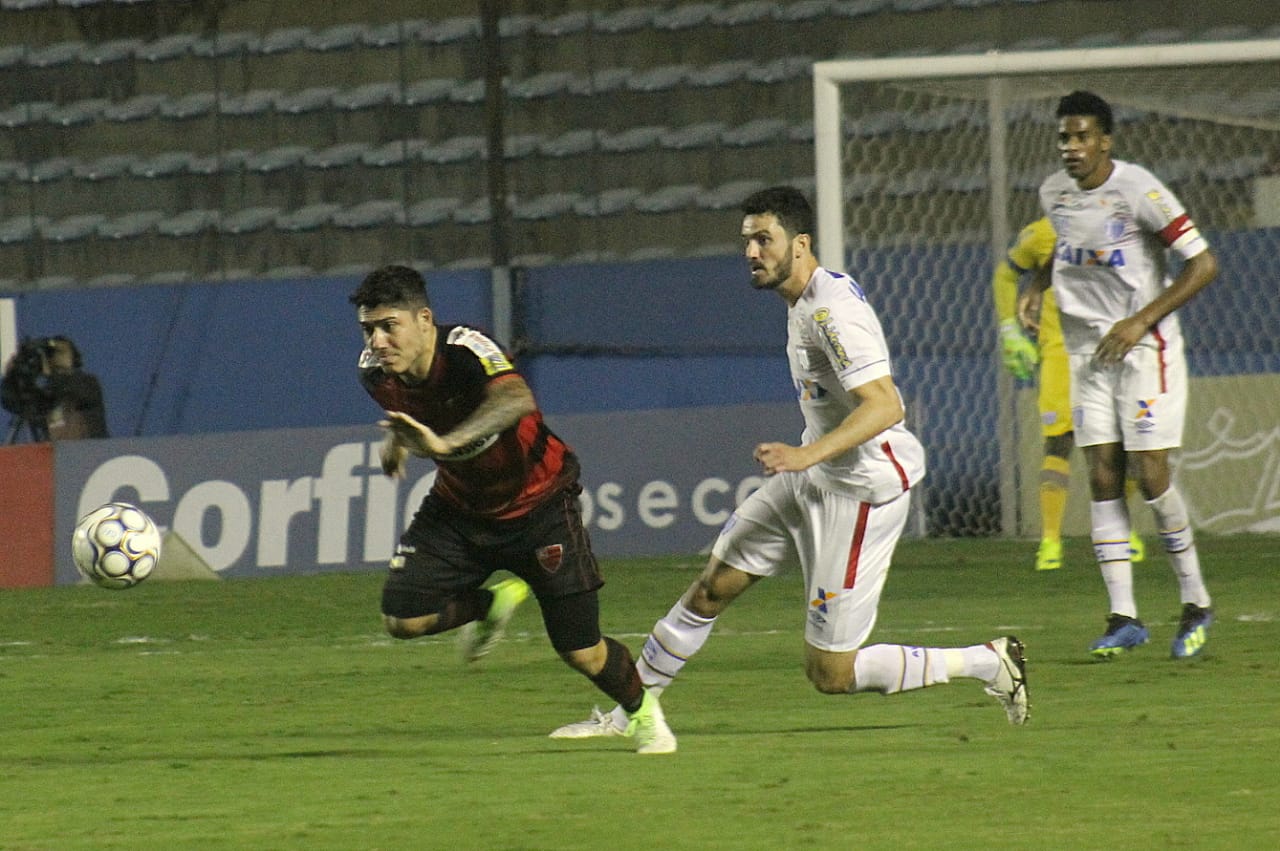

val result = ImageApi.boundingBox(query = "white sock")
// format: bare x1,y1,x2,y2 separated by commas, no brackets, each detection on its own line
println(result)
1091,498,1136,618
1146,486,1211,608
636,601,716,691
851,644,951,694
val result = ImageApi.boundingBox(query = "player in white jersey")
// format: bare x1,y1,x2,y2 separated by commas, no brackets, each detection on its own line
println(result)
1018,91,1218,660
550,186,1028,749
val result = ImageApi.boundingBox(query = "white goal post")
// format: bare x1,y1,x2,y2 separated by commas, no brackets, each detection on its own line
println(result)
812,40,1280,538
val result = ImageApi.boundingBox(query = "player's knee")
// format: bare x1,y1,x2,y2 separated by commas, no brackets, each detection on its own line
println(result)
805,656,854,694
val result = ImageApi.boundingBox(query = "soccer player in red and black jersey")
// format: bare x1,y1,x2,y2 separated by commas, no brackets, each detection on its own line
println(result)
350,264,675,753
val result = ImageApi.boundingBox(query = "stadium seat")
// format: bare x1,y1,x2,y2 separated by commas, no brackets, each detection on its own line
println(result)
25,40,85,68
503,133,545,159
448,79,487,104
591,6,657,34
451,198,492,225
0,159,27,181
406,197,462,227
0,45,25,71
130,150,196,178
627,245,678,261
40,213,105,242
574,187,642,217
323,261,374,278
697,179,766,210
157,208,219,237
274,87,339,115
535,11,591,36
566,67,632,96
332,81,400,111
274,203,341,232
1195,24,1255,42
745,55,814,84
136,33,199,62
3,0,52,9
654,3,719,30
304,142,371,170
159,91,217,120
660,121,729,150
832,0,891,18
404,77,457,106
1004,36,1063,52
0,215,45,244
192,30,261,57
685,59,754,88
711,2,781,26
28,156,77,183
599,125,667,154
508,70,577,100
419,135,486,165
0,101,54,129
773,0,835,20
721,118,789,147
360,139,429,168
361,20,429,48
103,93,167,122
1134,27,1187,44
32,275,77,290
220,89,281,117
512,192,582,221
332,200,405,228
510,252,555,268
634,183,702,214
83,37,142,65
890,0,947,12
1070,31,1125,49
625,63,692,93
96,209,164,239
46,98,108,127
258,26,312,56
560,248,622,265
71,153,139,180
499,14,539,38
246,145,309,174
419,16,481,44
304,23,368,52
218,206,282,235
539,128,598,158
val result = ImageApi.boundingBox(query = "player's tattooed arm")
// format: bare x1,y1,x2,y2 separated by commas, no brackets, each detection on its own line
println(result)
379,375,536,462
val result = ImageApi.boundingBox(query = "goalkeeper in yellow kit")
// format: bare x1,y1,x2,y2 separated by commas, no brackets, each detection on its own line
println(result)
994,217,1144,570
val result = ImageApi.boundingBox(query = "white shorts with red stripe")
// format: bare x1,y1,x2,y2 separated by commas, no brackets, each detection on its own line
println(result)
1069,342,1187,450
711,471,911,652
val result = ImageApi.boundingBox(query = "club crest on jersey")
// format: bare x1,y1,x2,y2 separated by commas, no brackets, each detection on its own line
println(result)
1057,242,1126,268
1105,213,1127,241
812,308,853,369
536,544,565,573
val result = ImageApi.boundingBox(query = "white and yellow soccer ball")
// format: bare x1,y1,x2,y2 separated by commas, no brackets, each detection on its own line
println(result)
71,502,162,589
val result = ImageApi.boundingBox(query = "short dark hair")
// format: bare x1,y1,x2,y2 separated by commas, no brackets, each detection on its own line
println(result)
741,185,815,241
349,264,430,311
1056,90,1113,134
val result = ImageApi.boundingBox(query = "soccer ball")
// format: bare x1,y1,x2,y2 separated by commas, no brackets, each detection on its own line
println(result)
71,502,162,589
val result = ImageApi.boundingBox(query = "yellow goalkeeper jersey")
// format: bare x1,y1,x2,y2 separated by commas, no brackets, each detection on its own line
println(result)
992,216,1061,350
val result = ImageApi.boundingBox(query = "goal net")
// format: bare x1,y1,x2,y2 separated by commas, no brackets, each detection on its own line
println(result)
813,41,1280,537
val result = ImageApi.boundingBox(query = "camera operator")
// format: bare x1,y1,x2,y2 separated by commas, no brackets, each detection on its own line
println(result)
2,336,108,443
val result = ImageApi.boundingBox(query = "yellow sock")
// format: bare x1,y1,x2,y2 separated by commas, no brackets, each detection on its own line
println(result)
1040,455,1071,541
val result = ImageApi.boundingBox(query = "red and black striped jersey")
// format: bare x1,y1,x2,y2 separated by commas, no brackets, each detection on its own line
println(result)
359,324,579,519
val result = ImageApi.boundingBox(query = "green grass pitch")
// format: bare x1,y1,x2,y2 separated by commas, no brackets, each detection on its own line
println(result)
1,536,1277,850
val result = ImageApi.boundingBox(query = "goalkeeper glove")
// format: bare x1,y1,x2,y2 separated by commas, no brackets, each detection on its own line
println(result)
999,319,1039,380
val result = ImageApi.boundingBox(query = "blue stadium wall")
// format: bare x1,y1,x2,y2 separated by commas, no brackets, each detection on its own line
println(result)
5,228,1277,536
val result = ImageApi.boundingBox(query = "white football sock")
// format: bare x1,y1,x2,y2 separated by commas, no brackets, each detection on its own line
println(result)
851,644,951,694
1091,498,1137,618
1146,486,1211,608
636,601,716,691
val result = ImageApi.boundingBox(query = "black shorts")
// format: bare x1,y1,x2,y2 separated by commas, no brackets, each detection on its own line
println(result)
381,487,604,620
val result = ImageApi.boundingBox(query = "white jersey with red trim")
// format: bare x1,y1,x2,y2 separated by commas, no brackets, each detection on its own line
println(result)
787,266,925,503
1039,159,1209,356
